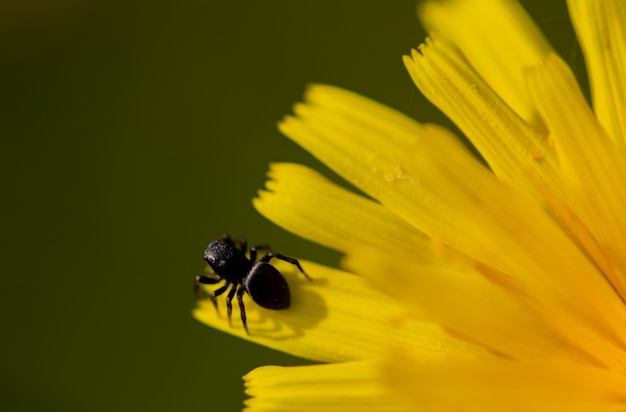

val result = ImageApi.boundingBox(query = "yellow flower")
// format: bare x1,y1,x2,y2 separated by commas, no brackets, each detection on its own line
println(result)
194,0,626,410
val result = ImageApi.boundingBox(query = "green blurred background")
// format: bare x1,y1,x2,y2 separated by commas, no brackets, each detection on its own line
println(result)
2,1,579,411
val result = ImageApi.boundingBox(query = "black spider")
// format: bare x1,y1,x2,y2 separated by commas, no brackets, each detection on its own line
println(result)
194,233,311,334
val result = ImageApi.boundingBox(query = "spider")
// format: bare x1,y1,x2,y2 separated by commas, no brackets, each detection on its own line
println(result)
194,234,311,334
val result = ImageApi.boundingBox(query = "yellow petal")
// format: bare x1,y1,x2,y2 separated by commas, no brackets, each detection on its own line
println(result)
278,84,475,260
344,246,572,362
418,0,552,125
383,350,626,412
403,35,560,201
526,53,626,296
193,260,479,363
253,162,433,263
244,360,412,412
278,84,421,198
568,0,626,145
400,124,626,367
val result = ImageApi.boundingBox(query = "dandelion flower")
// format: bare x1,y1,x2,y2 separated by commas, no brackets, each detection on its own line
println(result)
194,0,626,410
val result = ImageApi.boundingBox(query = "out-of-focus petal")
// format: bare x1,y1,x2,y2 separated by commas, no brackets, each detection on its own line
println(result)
568,0,626,146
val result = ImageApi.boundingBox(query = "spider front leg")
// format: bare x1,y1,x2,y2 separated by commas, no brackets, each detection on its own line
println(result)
194,273,223,300
194,273,232,316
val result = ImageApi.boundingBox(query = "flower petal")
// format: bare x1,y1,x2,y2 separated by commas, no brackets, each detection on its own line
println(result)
568,0,626,145
526,53,626,298
278,84,474,259
400,124,626,367
253,162,433,263
383,350,626,412
193,260,478,363
403,35,560,201
244,360,412,412
418,0,553,125
277,84,421,198
344,246,573,362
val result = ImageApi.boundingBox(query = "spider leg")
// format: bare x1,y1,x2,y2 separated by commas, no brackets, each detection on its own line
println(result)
236,284,249,335
209,281,232,314
249,243,271,262
233,237,248,254
225,283,238,325
194,274,223,300
261,252,312,281
218,233,234,245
